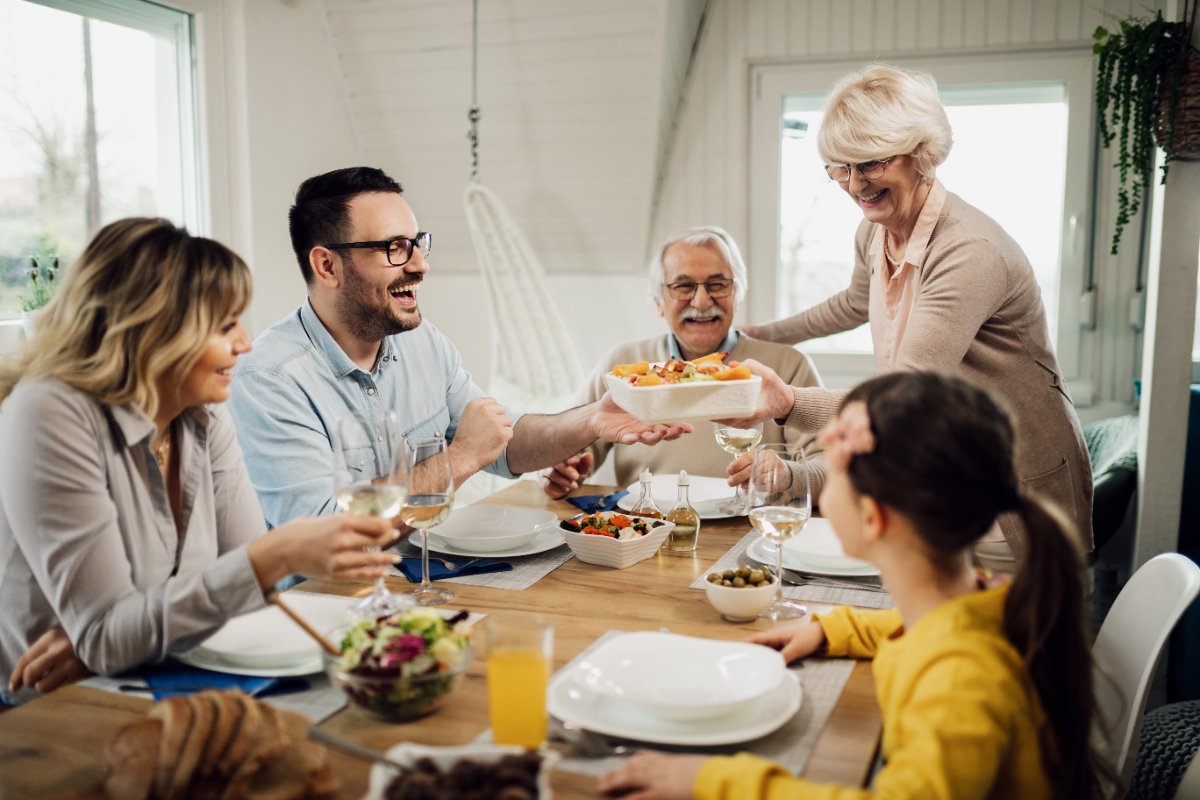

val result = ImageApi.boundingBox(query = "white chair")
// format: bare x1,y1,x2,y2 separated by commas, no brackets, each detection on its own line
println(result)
1093,553,1200,798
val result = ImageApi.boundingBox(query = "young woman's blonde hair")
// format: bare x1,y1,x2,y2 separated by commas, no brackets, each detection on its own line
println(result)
818,63,953,178
0,217,252,419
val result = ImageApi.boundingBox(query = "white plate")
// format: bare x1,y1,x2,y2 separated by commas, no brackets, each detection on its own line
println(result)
781,518,874,571
747,537,882,577
429,505,558,553
549,664,802,746
617,486,738,520
174,647,324,678
409,526,567,558
194,607,320,669
621,474,736,514
571,632,784,721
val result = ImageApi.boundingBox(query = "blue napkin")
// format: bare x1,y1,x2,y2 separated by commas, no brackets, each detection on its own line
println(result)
396,558,513,583
566,490,629,513
141,659,309,702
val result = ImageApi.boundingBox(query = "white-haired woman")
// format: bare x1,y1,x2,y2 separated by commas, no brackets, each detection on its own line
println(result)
735,64,1091,572
0,218,398,704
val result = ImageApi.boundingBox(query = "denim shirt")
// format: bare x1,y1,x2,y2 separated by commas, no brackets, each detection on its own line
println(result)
227,300,521,529
667,329,740,361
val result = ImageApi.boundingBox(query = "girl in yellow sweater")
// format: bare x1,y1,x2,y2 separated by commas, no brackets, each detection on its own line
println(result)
599,372,1108,800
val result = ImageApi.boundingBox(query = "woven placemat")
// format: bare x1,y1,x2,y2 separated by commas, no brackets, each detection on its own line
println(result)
690,531,894,610
390,537,573,591
480,630,856,778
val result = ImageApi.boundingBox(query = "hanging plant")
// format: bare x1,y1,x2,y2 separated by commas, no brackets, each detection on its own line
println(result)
1093,3,1198,255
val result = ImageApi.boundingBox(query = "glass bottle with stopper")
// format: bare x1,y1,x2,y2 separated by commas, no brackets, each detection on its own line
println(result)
629,468,663,519
665,470,701,551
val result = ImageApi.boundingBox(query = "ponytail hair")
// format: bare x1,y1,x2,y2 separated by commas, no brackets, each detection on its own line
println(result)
841,372,1107,799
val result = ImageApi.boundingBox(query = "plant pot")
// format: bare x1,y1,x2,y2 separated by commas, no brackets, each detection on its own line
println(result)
1156,50,1200,159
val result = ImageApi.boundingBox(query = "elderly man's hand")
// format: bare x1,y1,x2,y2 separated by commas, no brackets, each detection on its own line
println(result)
599,752,707,800
714,359,795,428
538,452,594,498
589,393,693,445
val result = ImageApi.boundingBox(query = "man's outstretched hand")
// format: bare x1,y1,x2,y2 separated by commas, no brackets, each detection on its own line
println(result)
589,392,693,445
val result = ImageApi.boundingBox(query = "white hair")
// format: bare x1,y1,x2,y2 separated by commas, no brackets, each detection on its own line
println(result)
818,63,953,178
647,226,748,306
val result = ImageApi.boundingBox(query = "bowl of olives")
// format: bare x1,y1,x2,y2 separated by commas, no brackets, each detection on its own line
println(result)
704,565,779,622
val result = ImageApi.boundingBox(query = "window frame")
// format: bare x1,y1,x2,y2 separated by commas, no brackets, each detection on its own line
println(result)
748,49,1097,402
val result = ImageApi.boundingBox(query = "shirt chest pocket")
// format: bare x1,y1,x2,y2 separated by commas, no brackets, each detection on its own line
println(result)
405,405,452,441
342,445,385,480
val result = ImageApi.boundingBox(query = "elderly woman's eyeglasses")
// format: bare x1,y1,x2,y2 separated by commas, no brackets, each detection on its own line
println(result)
663,279,734,302
825,157,897,183
327,232,432,266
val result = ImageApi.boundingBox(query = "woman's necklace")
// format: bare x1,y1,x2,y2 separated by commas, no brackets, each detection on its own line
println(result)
884,231,905,267
151,428,171,472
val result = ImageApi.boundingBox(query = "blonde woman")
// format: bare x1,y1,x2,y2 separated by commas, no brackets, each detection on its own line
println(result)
0,218,397,704
736,64,1091,571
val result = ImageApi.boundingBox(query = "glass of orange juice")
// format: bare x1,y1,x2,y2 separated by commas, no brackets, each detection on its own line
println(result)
485,615,553,747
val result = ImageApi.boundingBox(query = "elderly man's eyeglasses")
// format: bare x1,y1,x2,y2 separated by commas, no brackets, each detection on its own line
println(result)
663,279,735,302
327,232,432,267
825,157,896,183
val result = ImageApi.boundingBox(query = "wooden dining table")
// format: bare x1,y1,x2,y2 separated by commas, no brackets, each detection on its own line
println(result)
0,481,883,800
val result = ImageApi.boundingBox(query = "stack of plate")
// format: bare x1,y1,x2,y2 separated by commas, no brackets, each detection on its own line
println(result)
549,632,802,745
616,474,739,520
410,505,565,558
747,518,881,578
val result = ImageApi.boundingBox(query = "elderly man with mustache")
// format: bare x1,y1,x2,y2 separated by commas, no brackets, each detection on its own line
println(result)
539,227,827,500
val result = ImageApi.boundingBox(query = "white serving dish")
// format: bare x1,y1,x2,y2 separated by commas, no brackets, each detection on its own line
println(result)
704,576,780,622
427,505,558,553
621,474,736,515
560,514,673,569
362,743,559,800
781,517,874,571
549,664,801,745
603,372,761,425
571,632,784,721
413,527,566,559
748,537,881,577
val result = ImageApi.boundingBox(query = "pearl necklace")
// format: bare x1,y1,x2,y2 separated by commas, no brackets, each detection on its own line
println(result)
884,231,905,267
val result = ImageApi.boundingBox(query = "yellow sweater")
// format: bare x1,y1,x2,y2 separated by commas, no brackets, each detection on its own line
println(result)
694,586,1051,800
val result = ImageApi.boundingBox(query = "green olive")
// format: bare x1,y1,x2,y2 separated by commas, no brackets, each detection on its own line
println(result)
735,566,751,579
732,576,746,588
722,569,736,580
707,572,722,583
722,580,734,587
748,570,764,584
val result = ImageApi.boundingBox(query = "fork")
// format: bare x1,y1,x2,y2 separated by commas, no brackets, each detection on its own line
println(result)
781,568,888,593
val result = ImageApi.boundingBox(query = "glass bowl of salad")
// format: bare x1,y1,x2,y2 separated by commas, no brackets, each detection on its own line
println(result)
325,607,474,720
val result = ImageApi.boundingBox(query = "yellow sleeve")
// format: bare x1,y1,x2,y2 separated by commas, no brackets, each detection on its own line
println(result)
694,753,870,800
813,606,905,659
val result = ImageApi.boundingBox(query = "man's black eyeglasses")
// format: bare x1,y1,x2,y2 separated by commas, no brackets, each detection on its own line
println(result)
327,232,432,267
663,278,735,302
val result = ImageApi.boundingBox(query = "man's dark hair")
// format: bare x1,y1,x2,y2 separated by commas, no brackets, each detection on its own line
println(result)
288,167,402,284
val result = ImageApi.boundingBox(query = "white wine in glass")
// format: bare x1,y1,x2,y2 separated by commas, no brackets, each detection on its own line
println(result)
714,421,763,515
332,411,408,619
402,436,456,606
747,443,811,620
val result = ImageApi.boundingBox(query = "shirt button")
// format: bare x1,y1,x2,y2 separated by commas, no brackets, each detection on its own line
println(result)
359,460,365,466
377,436,384,442
367,388,375,395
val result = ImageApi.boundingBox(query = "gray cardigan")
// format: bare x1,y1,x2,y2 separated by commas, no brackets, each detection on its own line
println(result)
0,379,269,703
760,192,1093,557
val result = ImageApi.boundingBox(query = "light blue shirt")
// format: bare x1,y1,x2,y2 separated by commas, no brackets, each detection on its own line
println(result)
667,329,739,361
227,299,522,529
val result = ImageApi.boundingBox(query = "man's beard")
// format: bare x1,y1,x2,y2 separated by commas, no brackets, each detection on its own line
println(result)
335,254,422,342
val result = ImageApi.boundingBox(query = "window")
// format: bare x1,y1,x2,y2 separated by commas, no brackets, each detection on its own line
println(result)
0,0,198,318
750,53,1096,396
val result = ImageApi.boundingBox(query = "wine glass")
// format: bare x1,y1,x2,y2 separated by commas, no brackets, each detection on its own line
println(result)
714,421,763,515
332,411,408,619
400,435,456,606
747,443,811,620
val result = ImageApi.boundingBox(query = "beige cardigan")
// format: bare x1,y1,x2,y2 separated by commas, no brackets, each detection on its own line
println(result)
575,334,828,499
759,192,1093,556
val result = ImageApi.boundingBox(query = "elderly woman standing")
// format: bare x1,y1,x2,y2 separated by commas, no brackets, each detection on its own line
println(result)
738,64,1091,572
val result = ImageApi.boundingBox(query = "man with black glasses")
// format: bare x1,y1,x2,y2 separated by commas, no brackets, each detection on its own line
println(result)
228,167,690,529
537,227,827,500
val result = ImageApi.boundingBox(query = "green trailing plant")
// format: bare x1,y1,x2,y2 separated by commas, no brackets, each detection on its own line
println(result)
1094,6,1196,254
20,255,59,313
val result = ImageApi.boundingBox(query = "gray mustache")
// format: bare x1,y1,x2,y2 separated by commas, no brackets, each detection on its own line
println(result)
679,306,726,322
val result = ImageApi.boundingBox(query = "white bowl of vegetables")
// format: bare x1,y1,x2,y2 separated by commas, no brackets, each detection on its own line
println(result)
559,511,673,569
325,608,474,720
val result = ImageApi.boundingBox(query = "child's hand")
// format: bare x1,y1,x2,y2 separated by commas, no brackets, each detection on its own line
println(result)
599,752,707,800
745,621,827,663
